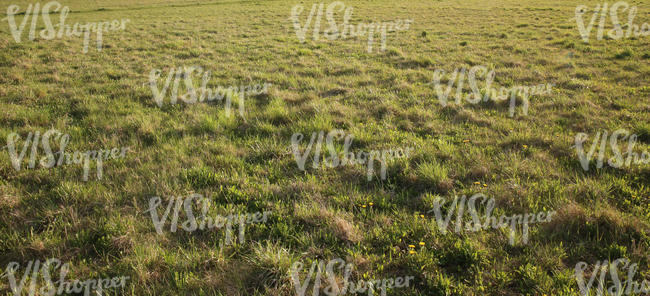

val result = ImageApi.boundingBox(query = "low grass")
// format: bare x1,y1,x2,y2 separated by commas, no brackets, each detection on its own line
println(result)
0,0,649,295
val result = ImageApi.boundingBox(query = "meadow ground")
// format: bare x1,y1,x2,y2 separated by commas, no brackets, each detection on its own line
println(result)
0,0,649,295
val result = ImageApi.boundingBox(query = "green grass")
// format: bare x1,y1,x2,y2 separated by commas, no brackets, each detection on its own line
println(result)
1,0,649,295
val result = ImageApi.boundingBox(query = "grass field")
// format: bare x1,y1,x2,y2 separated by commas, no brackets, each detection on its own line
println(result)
1,0,649,295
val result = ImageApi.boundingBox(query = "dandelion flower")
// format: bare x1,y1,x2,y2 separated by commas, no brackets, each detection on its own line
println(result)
523,145,528,149
474,181,481,185
463,139,470,143
419,242,425,246
409,250,416,254
483,184,487,187
369,202,374,206
420,214,425,218
408,244,415,248
362,205,367,208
